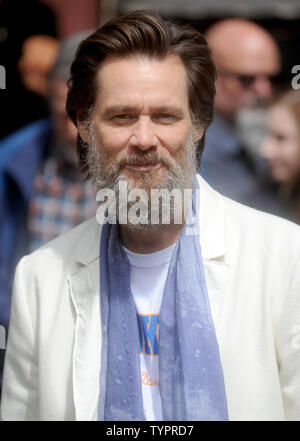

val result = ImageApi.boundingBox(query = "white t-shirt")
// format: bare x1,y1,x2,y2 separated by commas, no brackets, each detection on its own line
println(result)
123,243,176,421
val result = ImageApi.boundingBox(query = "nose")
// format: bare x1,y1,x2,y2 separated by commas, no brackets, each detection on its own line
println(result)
129,116,158,151
251,76,273,99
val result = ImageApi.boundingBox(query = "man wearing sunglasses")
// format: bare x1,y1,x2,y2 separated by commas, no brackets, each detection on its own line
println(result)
201,18,286,216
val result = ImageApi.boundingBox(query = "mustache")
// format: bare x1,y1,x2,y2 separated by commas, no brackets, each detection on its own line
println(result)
116,151,171,170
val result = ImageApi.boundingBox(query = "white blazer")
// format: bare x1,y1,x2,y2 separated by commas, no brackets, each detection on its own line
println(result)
1,176,300,421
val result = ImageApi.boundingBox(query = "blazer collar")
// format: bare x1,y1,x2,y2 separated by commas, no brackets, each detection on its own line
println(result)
197,175,227,260
73,218,102,266
69,259,102,421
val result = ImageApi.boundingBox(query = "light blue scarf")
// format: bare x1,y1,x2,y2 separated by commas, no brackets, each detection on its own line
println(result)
98,179,228,420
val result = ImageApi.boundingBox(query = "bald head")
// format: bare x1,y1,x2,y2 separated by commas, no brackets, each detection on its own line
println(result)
205,18,281,118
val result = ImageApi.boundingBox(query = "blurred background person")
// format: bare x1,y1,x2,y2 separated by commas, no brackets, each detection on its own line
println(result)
0,31,96,390
0,0,57,139
200,18,288,215
260,90,300,224
18,35,60,98
0,0,99,141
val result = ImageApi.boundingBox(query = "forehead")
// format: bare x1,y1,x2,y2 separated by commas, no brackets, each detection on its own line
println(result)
94,54,190,111
269,105,299,135
214,39,280,76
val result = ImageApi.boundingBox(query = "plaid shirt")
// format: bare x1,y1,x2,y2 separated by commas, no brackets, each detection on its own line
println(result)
27,151,96,253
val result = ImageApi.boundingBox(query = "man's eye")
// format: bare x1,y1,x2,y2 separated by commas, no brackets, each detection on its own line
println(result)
157,113,171,118
153,113,176,122
109,114,136,124
113,114,134,120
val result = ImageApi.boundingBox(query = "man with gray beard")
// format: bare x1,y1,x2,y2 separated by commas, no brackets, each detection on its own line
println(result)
1,12,300,421
86,124,198,230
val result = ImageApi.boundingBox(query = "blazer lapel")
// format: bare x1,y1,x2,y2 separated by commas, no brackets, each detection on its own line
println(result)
68,219,102,421
69,260,101,421
198,176,230,329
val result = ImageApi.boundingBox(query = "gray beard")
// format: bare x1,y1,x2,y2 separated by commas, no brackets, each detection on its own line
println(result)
84,127,198,231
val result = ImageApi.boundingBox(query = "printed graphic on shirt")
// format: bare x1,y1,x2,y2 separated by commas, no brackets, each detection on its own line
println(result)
141,371,159,386
138,314,159,355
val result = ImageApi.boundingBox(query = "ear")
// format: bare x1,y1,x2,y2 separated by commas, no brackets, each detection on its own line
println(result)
197,125,205,140
76,111,89,144
193,124,205,142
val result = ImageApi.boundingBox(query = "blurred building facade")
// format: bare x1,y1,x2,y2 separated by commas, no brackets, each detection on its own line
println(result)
40,0,99,38
119,0,300,90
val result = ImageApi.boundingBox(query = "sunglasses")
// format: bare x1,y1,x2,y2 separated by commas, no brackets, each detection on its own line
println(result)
219,69,282,89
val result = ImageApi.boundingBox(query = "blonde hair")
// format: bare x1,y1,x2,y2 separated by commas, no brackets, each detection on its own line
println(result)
273,90,300,222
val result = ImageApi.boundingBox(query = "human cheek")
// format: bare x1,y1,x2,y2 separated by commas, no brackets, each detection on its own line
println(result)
283,143,300,173
99,126,131,155
287,141,300,162
157,126,190,153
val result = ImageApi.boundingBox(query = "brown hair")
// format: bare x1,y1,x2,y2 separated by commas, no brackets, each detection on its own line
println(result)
272,90,300,222
274,90,300,138
66,11,216,170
